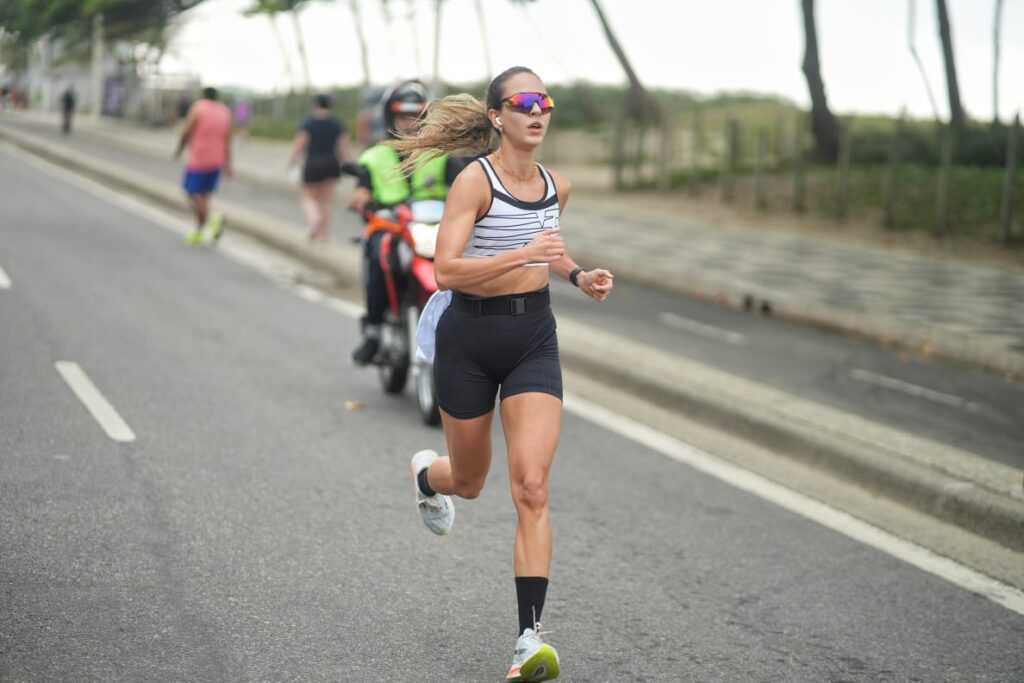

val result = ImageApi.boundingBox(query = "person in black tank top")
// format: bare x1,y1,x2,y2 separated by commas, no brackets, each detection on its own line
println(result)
287,94,353,242
386,67,614,681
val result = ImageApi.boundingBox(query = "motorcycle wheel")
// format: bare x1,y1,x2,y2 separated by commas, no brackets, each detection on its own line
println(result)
379,320,409,394
379,357,409,394
416,364,441,426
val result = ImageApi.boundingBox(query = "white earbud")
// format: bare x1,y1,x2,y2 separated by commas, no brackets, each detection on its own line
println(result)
495,117,502,127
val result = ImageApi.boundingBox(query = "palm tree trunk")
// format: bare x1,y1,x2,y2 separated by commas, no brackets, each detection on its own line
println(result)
267,14,297,93
935,0,965,127
993,0,1004,124
349,0,371,87
290,10,312,93
473,0,492,81
800,0,839,161
432,0,443,93
907,0,939,122
587,0,658,124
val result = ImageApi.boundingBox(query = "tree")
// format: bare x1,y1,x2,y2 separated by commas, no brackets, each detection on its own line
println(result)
246,0,298,92
0,1,206,50
245,0,312,93
799,0,839,162
585,0,659,124
935,0,965,127
993,0,1004,124
349,0,371,87
510,0,658,124
907,0,939,122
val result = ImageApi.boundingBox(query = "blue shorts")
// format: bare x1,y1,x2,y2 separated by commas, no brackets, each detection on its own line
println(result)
183,168,221,195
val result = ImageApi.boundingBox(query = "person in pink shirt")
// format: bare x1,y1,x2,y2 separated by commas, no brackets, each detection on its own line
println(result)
174,87,233,245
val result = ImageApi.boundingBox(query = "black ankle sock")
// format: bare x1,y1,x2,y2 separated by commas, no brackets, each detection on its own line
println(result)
515,576,549,636
417,468,436,497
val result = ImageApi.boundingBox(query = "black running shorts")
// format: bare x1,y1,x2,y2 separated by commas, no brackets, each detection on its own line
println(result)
434,288,562,420
302,155,341,184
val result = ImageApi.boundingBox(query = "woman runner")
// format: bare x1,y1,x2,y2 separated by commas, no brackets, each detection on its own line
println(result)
391,66,614,682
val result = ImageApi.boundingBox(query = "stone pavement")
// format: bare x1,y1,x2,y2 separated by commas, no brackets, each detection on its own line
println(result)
5,109,1024,375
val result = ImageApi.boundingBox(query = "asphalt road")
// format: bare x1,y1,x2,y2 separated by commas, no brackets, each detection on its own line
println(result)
3,115,1022,469
2,138,1023,680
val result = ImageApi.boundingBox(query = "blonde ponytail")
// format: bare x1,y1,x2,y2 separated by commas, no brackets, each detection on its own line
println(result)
387,94,495,175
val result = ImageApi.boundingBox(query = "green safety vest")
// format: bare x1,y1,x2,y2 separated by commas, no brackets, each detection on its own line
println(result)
358,144,449,205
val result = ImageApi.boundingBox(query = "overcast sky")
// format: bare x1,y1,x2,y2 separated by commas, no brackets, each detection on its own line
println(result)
161,0,1024,121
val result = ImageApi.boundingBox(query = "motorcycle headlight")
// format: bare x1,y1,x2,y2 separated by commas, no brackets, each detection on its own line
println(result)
409,222,439,258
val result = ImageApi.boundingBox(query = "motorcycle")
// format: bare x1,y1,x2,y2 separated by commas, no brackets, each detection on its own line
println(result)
359,199,444,426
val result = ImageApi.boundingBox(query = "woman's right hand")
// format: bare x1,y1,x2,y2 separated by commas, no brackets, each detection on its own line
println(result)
523,228,565,263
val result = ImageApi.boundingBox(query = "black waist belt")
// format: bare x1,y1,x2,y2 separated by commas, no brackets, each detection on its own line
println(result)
451,288,550,316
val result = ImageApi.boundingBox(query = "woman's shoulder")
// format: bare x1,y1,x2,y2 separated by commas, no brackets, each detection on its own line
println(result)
447,159,491,206
543,166,571,203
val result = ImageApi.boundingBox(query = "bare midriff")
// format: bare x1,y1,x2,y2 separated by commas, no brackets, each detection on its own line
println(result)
458,264,550,298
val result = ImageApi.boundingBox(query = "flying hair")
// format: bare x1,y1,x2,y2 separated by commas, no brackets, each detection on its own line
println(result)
386,66,538,176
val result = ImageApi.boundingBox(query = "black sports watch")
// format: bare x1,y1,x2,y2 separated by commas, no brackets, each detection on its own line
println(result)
569,267,585,287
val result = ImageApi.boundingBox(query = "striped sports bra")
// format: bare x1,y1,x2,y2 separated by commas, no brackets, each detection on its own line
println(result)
463,157,560,267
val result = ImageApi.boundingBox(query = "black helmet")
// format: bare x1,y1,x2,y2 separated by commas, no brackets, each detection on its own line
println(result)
382,79,430,138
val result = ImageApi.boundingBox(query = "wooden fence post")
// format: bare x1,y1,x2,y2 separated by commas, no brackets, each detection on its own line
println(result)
688,104,702,195
835,118,852,221
754,130,767,209
884,110,906,229
612,99,627,191
935,125,954,235
1000,112,1020,241
658,107,674,191
632,120,647,187
720,118,738,202
792,114,806,213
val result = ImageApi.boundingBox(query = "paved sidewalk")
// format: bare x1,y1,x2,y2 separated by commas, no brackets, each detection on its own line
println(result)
6,110,1024,375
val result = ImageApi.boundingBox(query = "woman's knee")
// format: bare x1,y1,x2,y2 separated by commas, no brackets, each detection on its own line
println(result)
511,474,549,512
452,476,485,500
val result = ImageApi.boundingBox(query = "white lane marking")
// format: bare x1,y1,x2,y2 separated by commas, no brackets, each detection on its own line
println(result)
564,393,1024,617
55,361,136,443
294,284,325,303
658,311,746,346
0,264,10,289
4,142,190,236
324,297,364,318
850,368,981,412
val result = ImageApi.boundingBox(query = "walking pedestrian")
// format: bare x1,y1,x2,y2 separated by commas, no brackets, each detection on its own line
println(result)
174,87,233,245
287,94,353,243
60,86,75,135
391,66,614,681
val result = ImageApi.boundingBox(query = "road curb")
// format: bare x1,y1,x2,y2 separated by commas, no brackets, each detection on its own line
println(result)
4,122,1021,551
556,318,1024,551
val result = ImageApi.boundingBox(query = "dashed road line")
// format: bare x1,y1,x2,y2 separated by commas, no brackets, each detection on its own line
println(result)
851,368,981,412
55,361,136,443
659,311,746,345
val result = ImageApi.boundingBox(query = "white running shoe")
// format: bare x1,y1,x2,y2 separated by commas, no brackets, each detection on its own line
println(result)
410,449,454,535
506,625,560,681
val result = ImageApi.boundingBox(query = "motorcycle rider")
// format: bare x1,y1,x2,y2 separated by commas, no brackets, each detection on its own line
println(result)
348,79,467,365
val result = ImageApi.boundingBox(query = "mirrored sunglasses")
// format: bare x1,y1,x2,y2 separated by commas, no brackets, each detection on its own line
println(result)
502,92,555,114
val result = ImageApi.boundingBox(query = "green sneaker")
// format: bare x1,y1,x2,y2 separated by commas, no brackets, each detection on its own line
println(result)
185,229,204,245
206,211,225,243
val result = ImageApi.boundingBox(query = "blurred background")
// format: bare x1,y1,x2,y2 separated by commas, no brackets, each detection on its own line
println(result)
3,0,1023,243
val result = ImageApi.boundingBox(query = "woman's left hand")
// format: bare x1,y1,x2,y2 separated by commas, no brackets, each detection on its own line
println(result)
580,268,614,302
